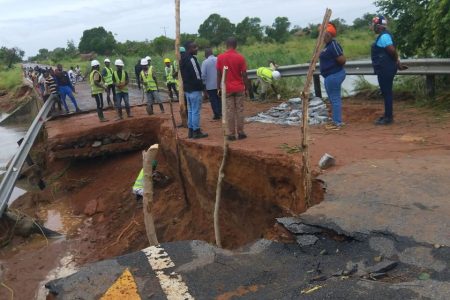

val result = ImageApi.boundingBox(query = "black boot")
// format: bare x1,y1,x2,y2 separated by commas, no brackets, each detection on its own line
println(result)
193,129,208,139
159,103,165,113
374,116,393,125
126,107,132,117
146,105,154,115
115,108,123,121
188,128,193,138
97,109,108,122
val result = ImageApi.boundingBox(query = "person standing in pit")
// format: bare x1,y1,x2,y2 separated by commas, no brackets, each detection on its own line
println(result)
54,64,81,114
113,59,132,120
164,58,179,102
140,58,164,115
217,37,249,141
201,48,221,120
102,58,116,107
89,60,108,122
319,23,346,130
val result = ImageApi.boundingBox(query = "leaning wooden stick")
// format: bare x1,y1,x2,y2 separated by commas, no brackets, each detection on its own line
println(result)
143,144,159,246
175,0,187,127
300,8,332,207
214,66,228,248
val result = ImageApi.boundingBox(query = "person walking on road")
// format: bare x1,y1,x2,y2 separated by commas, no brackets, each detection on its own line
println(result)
180,41,208,139
113,59,132,120
201,48,221,120
164,58,179,101
371,15,405,125
140,58,164,115
102,58,116,107
255,67,281,101
319,23,346,129
217,37,249,141
89,60,108,122
134,60,142,90
54,64,81,114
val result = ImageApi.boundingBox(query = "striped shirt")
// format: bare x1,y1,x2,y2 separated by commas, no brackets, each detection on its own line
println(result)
45,75,58,94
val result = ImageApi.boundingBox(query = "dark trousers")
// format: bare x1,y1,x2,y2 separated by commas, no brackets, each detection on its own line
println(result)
207,89,221,117
167,82,179,100
106,84,116,105
377,69,396,119
93,93,104,109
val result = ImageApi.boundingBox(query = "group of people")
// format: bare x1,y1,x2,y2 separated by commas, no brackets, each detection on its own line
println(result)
319,15,404,129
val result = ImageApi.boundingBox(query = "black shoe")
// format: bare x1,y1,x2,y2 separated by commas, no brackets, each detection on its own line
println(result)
238,133,247,140
188,128,193,138
193,129,208,139
227,135,236,141
375,116,393,125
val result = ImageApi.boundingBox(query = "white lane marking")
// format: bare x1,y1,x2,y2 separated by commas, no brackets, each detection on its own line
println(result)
142,245,194,300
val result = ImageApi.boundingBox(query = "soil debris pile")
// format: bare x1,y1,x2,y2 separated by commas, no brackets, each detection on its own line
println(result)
246,97,328,126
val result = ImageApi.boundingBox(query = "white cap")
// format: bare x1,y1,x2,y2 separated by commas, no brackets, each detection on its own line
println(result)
91,60,100,67
140,58,149,66
104,58,111,63
145,56,151,61
272,70,281,80
114,59,124,66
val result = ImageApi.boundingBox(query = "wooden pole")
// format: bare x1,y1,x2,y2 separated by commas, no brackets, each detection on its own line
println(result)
175,0,187,127
300,8,332,207
143,144,159,246
214,66,228,248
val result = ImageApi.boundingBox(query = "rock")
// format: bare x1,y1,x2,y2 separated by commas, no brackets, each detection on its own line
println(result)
116,131,131,141
276,218,323,234
365,260,398,274
418,272,430,280
343,264,358,276
84,199,98,216
296,235,319,247
374,256,383,262
91,141,102,148
320,249,328,255
102,138,112,145
369,272,387,280
434,244,441,249
319,153,336,170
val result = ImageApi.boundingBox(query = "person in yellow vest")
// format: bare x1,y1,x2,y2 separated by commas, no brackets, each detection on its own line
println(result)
89,60,108,122
132,160,169,200
164,58,179,101
140,58,164,115
255,67,281,100
113,59,132,120
102,58,116,107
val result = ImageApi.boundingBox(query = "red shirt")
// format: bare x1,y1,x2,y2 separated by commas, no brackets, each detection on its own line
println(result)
216,49,247,93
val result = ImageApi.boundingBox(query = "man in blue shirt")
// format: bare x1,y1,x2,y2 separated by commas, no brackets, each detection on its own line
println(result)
201,48,221,120
54,64,81,114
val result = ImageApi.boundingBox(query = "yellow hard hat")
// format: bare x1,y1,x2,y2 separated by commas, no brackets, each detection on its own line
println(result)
164,58,171,63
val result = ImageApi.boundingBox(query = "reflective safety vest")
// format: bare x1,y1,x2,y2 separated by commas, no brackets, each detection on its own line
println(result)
133,169,144,190
113,70,128,93
165,65,176,84
103,67,114,85
256,67,273,84
140,67,157,91
89,70,104,95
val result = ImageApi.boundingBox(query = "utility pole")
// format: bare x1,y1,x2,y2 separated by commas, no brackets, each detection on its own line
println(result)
161,26,167,37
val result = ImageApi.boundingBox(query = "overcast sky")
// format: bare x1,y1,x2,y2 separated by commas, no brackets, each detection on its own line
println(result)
0,0,376,57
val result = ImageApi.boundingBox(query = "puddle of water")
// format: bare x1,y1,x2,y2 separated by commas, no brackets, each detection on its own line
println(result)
44,210,64,232
8,187,27,204
0,124,27,170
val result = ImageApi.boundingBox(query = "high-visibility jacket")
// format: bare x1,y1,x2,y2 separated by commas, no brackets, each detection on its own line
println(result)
113,70,128,93
165,65,176,84
89,70,104,95
140,67,157,91
256,67,273,84
103,67,114,85
133,169,144,190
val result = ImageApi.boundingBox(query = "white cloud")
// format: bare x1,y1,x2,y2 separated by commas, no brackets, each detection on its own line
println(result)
0,0,376,57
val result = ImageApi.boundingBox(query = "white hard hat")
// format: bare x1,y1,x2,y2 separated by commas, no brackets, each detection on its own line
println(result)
145,56,151,61
114,59,124,66
91,60,100,67
272,70,281,80
104,58,111,63
140,58,148,66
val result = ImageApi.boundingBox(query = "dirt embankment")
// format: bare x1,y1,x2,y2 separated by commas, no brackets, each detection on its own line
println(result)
0,84,33,113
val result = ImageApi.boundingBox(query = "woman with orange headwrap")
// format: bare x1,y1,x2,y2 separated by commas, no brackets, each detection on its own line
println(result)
319,23,346,129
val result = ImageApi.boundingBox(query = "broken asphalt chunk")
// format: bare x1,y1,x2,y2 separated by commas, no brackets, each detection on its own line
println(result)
365,260,398,274
319,153,336,170
276,217,323,235
296,235,319,247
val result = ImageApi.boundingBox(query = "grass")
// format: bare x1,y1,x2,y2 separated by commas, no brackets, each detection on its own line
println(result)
0,66,22,91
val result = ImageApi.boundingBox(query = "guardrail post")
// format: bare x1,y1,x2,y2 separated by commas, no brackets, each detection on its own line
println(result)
426,75,436,98
313,75,322,98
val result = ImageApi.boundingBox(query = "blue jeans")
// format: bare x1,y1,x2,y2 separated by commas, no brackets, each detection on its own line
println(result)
324,69,346,124
207,89,221,117
185,91,202,130
376,68,396,119
116,92,130,113
58,85,79,112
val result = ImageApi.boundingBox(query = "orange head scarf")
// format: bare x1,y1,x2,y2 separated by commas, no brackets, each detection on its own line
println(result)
326,23,337,37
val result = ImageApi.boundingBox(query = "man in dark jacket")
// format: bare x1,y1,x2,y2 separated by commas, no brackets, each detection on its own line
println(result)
54,64,81,113
180,41,207,139
134,60,142,90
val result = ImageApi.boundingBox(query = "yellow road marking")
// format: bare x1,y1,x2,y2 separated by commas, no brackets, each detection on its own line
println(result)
101,268,141,300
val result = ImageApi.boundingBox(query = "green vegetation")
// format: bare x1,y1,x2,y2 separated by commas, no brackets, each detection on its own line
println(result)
0,47,24,69
0,66,22,91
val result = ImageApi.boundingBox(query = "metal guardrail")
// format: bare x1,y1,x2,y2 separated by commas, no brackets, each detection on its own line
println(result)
0,94,57,215
247,59,450,79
